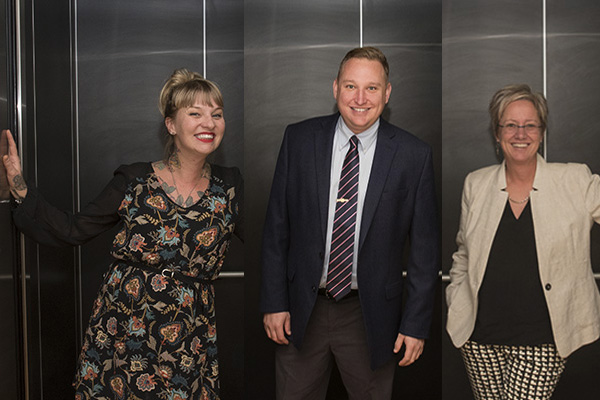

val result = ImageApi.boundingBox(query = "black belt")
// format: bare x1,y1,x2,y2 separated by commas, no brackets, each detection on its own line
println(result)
117,261,213,286
318,288,359,300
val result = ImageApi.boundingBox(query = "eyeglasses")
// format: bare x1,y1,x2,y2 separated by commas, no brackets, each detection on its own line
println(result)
498,123,543,135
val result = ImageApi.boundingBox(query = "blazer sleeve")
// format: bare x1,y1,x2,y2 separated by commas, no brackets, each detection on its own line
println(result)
11,164,145,246
446,173,472,308
399,147,441,338
259,128,292,313
581,163,600,224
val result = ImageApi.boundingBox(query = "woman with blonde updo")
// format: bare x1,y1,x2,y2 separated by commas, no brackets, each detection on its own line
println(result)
2,68,243,399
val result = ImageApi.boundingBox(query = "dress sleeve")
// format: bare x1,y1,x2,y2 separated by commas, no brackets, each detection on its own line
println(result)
12,163,148,247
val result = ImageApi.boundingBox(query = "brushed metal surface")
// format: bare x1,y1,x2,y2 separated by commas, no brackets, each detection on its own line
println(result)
0,3,19,396
545,3,600,397
546,1,600,279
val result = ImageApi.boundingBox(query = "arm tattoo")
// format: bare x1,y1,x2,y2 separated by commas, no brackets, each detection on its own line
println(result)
13,174,27,191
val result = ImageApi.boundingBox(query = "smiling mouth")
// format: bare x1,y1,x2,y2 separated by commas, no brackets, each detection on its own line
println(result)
512,143,529,148
195,132,215,142
351,107,369,112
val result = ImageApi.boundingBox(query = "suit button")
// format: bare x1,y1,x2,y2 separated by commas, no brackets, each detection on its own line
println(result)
545,283,552,291
319,252,324,260
311,286,317,293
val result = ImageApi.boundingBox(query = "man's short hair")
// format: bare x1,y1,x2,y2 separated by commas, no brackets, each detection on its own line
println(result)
337,46,389,82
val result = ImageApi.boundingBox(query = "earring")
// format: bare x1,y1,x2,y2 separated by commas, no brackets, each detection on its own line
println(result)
169,131,176,136
495,141,500,156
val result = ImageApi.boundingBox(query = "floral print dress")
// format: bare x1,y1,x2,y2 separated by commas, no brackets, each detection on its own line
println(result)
14,162,242,400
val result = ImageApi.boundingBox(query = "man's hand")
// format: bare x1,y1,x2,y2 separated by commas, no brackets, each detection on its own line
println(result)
393,333,424,367
263,311,291,345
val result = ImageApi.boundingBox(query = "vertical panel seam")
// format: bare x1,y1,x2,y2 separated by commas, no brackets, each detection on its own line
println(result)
359,0,363,47
15,0,31,397
203,0,207,77
542,0,547,159
71,0,84,355
30,0,43,394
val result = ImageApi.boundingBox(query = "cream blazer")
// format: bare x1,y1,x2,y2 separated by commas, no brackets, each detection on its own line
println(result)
446,154,600,357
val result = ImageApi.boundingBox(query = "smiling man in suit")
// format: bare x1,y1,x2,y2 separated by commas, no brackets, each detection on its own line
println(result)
260,46,439,399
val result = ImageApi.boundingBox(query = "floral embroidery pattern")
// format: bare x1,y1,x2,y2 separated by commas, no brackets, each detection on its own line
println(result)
194,227,219,249
74,167,238,400
159,322,184,345
109,375,126,399
145,193,168,211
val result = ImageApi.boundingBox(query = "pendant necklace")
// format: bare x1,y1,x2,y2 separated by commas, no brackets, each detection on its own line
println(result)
169,163,210,206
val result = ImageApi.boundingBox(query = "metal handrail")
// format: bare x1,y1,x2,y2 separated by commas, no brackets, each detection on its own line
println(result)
440,273,600,283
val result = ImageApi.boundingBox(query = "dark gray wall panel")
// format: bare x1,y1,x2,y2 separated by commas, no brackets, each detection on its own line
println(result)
546,1,600,274
28,0,79,397
364,0,441,44
545,2,600,398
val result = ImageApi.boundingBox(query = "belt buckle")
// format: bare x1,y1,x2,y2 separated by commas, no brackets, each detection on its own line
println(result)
161,268,175,279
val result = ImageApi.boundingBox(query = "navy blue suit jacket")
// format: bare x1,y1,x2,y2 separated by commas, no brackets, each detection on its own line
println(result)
260,113,439,369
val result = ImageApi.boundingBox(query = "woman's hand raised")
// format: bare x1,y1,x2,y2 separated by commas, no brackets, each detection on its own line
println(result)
2,130,27,201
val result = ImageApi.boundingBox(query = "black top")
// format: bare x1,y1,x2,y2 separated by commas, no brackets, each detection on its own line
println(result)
12,162,244,246
470,200,554,345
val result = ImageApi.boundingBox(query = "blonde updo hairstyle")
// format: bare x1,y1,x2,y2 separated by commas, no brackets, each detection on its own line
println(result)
489,84,548,139
159,68,224,157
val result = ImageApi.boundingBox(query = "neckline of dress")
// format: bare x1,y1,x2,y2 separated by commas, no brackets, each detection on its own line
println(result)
149,168,212,210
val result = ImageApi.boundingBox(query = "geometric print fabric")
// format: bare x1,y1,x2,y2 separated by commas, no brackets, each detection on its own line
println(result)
460,340,566,400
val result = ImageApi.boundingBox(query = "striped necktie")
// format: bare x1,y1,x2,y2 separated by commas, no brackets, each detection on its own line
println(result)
326,135,359,300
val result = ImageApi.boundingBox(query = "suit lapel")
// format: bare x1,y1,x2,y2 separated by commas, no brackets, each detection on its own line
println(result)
359,121,397,251
315,115,338,243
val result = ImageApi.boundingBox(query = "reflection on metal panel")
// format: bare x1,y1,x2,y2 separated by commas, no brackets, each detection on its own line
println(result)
546,0,600,275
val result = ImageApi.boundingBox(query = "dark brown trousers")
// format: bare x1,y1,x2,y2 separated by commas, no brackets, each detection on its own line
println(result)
275,294,396,400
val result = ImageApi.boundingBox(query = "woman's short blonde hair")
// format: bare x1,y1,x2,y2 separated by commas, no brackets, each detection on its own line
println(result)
158,68,224,156
489,84,548,138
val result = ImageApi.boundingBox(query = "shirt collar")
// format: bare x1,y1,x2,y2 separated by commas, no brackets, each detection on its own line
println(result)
335,116,379,152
